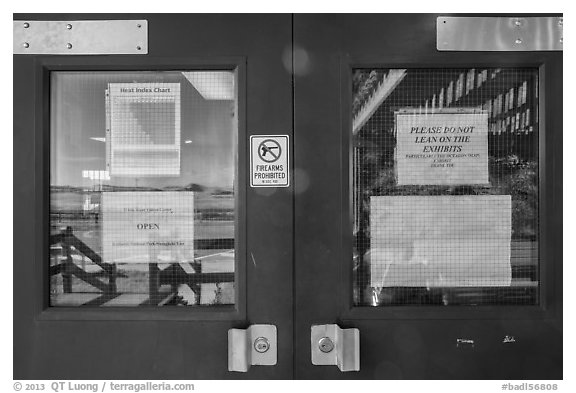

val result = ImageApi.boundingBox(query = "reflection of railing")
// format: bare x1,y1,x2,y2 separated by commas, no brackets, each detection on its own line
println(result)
50,227,235,306
50,226,118,295
150,263,234,306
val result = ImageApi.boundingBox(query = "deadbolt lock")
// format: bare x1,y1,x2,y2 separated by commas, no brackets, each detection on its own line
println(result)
228,325,277,372
311,324,360,372
254,337,271,353
318,337,335,353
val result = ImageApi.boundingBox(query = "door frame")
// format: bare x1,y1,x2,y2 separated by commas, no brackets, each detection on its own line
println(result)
339,55,561,321
31,56,248,322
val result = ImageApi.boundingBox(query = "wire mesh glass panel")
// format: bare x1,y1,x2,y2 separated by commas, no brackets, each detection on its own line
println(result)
352,68,539,306
50,71,238,307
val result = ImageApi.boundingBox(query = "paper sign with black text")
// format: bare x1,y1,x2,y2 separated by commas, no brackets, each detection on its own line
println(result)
106,83,181,177
102,191,194,263
395,111,489,185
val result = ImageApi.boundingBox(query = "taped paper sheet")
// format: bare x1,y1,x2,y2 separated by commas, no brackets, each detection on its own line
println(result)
102,191,194,263
106,83,181,177
369,195,512,287
395,111,489,185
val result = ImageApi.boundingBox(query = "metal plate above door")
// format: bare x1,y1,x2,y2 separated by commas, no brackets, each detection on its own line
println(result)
13,20,148,54
437,16,563,51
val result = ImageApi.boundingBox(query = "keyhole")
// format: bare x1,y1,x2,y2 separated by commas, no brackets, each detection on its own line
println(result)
254,337,270,353
318,337,334,353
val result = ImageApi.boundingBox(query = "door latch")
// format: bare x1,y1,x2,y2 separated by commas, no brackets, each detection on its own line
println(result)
311,324,360,372
228,324,277,372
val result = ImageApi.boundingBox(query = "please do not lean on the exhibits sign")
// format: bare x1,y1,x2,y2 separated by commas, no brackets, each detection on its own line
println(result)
395,111,489,185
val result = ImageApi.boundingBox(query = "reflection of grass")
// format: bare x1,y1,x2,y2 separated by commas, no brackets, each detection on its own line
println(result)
117,269,148,293
51,189,234,212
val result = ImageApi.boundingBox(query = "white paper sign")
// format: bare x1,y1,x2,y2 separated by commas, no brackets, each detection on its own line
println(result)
102,191,194,263
395,111,489,185
106,83,181,177
369,195,512,287
250,135,289,187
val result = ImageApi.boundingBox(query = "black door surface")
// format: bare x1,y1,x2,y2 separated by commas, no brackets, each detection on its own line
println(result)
13,14,294,379
293,14,562,379
14,13,562,380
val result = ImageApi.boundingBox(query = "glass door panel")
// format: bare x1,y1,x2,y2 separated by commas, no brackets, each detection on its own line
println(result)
50,70,239,307
352,68,540,306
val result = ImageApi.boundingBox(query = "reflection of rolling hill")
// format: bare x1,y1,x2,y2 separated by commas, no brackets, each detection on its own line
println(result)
101,185,163,192
211,189,233,197
51,184,234,213
51,185,85,193
51,183,232,193
163,183,205,192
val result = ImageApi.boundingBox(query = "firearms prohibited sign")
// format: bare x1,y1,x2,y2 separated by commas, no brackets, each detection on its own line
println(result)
250,135,289,187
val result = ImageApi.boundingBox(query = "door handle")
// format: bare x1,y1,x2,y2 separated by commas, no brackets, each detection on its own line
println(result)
228,324,277,372
311,324,360,372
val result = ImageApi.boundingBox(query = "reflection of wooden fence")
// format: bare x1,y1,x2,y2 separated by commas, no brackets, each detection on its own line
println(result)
50,226,234,306
50,227,118,295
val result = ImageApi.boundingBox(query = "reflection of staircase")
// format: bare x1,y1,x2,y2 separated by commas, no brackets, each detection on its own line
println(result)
50,227,234,307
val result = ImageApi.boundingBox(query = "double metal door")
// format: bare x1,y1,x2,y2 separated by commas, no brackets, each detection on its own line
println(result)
13,14,562,379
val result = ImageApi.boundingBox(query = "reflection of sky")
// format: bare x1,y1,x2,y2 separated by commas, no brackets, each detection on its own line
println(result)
51,71,236,189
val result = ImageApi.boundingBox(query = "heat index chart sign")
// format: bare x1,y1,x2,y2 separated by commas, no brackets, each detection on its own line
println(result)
250,135,289,187
106,83,181,177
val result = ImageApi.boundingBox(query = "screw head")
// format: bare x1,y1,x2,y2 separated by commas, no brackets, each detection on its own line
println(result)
514,19,522,27
22,42,29,48
560,37,563,44
23,22,29,28
137,23,142,28
254,337,270,353
318,337,335,353
559,18,563,26
67,43,73,49
136,46,142,51
515,38,522,45
66,23,72,30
